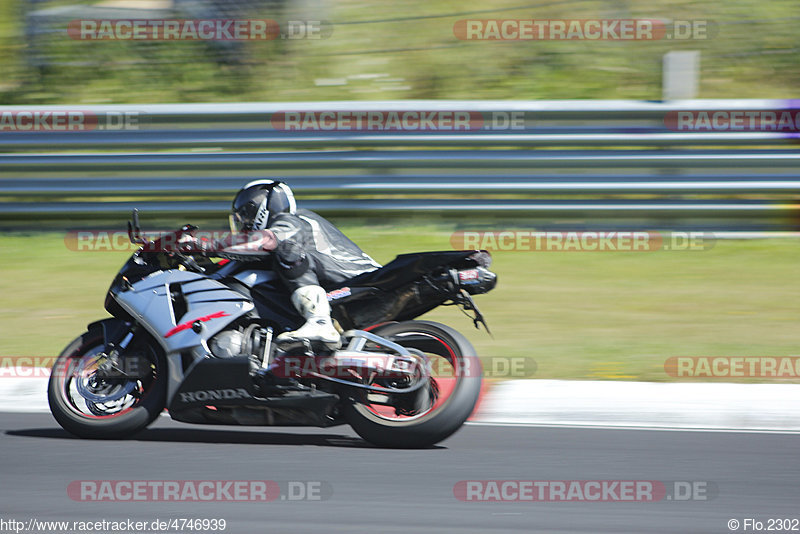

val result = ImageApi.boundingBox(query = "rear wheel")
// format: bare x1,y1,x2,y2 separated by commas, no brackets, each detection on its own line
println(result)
344,320,482,448
47,325,166,439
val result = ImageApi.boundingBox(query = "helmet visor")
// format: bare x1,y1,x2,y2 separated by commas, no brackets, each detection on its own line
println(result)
229,212,246,235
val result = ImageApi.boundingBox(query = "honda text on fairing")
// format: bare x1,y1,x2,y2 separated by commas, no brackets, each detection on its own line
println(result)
47,211,497,448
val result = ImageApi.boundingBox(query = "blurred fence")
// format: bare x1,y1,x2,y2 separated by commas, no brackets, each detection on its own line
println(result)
0,99,798,231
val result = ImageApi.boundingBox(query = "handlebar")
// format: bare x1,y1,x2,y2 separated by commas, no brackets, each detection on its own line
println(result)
174,250,206,273
128,209,207,273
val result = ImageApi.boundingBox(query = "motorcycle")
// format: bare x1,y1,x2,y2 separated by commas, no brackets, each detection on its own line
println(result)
48,211,497,448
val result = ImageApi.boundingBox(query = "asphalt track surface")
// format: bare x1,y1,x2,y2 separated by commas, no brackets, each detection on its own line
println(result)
2,412,798,534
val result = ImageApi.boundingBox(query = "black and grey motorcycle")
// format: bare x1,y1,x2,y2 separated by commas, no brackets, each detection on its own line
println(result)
48,211,497,448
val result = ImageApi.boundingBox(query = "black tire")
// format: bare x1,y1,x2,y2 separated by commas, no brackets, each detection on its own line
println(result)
344,320,482,448
47,324,167,439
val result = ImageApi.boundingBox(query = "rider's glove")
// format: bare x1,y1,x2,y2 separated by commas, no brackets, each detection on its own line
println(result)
178,235,214,254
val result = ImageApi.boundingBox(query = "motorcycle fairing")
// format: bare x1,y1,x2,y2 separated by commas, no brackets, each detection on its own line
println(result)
343,250,481,291
114,270,253,354
168,356,341,427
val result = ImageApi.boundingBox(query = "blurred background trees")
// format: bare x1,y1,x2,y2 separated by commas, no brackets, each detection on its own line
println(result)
0,0,797,104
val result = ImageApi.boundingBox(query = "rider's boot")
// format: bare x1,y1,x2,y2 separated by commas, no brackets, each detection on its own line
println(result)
276,285,341,349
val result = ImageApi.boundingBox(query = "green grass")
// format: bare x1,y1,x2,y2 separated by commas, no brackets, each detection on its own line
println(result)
1,226,798,382
0,0,799,103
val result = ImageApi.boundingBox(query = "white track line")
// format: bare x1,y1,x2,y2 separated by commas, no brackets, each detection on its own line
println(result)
0,375,50,413
6,373,800,434
466,421,800,434
474,379,800,431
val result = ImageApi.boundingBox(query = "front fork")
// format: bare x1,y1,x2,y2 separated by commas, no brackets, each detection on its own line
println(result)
92,323,150,380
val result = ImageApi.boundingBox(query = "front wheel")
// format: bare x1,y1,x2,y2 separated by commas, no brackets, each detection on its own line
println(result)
48,324,167,439
344,320,482,448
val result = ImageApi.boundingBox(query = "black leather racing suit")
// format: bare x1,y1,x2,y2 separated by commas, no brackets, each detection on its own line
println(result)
268,209,381,291
211,209,381,292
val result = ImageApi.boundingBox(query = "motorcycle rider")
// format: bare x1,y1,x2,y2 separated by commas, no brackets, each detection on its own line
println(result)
186,180,381,349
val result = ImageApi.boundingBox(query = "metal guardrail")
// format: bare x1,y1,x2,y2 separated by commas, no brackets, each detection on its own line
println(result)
0,99,798,230
4,175,799,194
3,130,798,150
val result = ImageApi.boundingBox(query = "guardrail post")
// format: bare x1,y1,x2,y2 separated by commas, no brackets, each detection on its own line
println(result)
662,51,700,100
